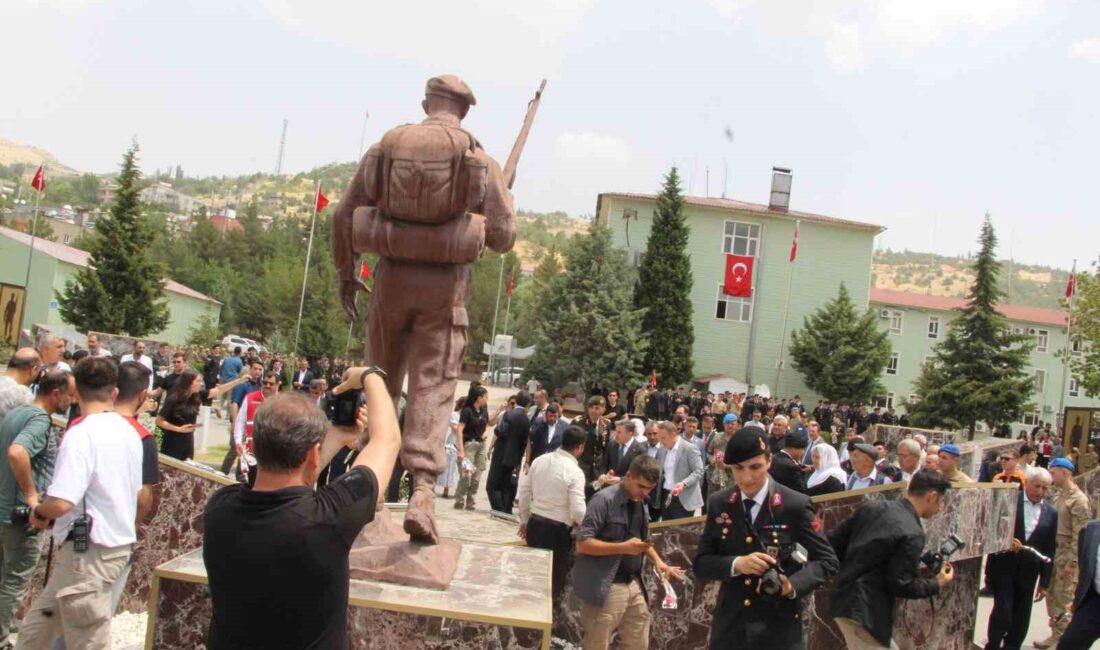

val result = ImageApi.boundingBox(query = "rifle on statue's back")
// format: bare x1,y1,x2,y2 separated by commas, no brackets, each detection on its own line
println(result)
502,79,547,190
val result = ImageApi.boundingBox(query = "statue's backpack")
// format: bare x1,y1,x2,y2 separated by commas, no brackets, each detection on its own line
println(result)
362,123,488,224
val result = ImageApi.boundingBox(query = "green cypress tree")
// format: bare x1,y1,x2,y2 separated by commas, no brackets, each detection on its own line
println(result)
788,283,892,403
907,215,1034,439
58,144,170,337
634,167,693,386
526,224,647,394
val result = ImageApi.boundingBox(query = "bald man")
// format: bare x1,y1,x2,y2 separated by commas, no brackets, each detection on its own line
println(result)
0,348,39,425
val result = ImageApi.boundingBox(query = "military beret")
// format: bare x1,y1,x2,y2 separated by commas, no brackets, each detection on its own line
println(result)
851,443,879,460
425,75,477,106
724,428,768,465
939,443,962,457
1050,457,1075,472
722,413,738,425
784,429,809,449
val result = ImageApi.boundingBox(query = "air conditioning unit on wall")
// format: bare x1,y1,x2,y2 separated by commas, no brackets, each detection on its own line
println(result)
879,309,891,318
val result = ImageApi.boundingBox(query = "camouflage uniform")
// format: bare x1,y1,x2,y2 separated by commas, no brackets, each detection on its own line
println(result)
1044,482,1091,640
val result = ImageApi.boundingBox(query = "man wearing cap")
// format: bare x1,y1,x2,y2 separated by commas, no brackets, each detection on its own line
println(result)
1036,457,1091,648
693,428,837,649
705,414,738,496
846,443,891,490
332,74,515,543
769,428,808,493
937,444,973,482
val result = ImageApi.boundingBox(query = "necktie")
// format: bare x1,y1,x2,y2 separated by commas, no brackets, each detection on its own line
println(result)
744,499,756,524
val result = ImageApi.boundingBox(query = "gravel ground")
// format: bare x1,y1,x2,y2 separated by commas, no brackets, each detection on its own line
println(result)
110,611,147,649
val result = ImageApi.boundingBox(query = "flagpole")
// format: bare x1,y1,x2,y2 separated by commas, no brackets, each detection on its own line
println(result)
1057,259,1076,422
774,220,799,395
18,169,43,337
487,255,505,378
293,180,321,354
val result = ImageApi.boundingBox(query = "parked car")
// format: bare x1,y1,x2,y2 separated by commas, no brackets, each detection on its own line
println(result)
221,335,266,354
479,366,525,388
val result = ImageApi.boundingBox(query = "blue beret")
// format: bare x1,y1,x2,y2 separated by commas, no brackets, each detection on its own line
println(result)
939,444,962,457
1050,457,1075,472
723,413,738,425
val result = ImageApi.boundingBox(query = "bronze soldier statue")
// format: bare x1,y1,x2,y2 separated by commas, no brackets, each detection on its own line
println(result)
332,75,517,544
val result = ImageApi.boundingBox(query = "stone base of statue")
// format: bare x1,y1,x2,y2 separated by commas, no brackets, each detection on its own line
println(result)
348,507,462,590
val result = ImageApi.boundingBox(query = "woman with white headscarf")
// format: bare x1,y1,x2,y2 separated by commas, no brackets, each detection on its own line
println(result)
807,443,847,496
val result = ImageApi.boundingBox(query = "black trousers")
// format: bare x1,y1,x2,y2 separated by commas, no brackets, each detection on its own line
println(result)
985,554,1041,650
664,494,693,521
487,458,516,513
525,514,574,604
1060,589,1100,650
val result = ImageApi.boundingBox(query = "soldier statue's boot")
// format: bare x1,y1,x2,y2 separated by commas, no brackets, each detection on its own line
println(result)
404,475,440,544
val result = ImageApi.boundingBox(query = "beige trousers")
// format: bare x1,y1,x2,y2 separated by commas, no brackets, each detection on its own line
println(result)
580,580,651,650
16,542,131,650
835,617,900,650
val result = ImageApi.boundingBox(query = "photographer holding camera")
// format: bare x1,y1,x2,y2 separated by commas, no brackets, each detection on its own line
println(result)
18,357,144,649
693,428,838,649
828,469,956,650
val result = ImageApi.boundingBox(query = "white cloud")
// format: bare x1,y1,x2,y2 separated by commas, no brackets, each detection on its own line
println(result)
256,0,596,81
705,0,1046,71
1069,37,1100,60
554,131,632,168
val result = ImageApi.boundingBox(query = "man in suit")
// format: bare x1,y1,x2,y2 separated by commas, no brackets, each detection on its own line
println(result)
985,467,1058,650
693,428,838,649
487,391,532,514
770,429,807,493
800,421,824,465
291,358,313,393
526,402,568,466
1058,519,1100,649
653,420,704,520
641,421,666,520
595,419,646,491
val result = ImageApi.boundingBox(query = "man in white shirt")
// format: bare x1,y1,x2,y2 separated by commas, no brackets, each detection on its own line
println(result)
85,333,112,358
36,334,70,374
120,340,154,391
896,438,922,482
654,420,704,520
517,425,587,610
20,357,143,650
0,348,38,425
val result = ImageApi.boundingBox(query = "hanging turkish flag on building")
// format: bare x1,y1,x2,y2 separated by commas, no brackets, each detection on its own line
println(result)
315,185,329,213
723,254,754,297
507,271,515,297
31,165,46,192
789,222,799,262
359,261,372,279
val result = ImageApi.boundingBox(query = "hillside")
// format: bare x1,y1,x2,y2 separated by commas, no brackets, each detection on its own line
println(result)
0,137,79,175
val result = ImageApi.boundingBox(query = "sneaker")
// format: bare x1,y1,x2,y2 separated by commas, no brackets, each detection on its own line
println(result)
1034,636,1058,649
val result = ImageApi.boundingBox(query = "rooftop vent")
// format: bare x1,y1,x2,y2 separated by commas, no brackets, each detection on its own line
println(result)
769,167,792,212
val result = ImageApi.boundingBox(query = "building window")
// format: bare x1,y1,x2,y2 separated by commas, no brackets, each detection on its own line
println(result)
1069,377,1080,398
1071,339,1084,357
62,234,72,244
1021,411,1040,426
889,310,903,335
874,393,895,409
886,353,899,375
908,394,921,405
1035,329,1049,353
715,284,753,322
923,355,934,368
722,221,762,257
1033,369,1046,394
927,315,940,339
631,250,645,267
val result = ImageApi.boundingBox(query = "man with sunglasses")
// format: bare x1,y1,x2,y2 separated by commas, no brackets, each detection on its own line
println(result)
992,449,1028,489
230,372,281,481
219,361,266,475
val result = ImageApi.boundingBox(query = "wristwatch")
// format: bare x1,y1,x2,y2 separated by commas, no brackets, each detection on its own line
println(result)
358,366,387,386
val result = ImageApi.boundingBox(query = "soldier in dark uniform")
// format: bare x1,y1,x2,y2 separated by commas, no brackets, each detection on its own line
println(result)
693,429,838,649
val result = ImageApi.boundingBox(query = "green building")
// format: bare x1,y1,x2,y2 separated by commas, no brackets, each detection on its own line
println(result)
0,225,220,344
597,169,1097,431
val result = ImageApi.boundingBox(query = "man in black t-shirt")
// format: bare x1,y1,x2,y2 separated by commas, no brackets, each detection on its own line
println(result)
203,369,401,650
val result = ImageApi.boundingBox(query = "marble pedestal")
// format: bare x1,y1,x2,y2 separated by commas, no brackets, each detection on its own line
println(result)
146,543,552,649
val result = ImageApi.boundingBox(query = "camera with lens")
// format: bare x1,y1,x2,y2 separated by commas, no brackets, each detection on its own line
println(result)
920,532,965,572
760,542,808,597
324,389,362,427
11,505,31,526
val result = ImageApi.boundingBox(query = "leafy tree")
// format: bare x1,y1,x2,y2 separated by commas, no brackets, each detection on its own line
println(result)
13,216,57,242
186,313,223,345
907,216,1034,439
465,251,521,366
634,167,694,386
788,283,892,403
525,224,647,395
57,144,171,337
1068,265,1100,397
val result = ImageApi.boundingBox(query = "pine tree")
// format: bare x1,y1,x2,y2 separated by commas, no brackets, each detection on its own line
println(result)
634,167,694,386
58,144,171,337
907,215,1034,439
788,283,892,403
525,224,647,394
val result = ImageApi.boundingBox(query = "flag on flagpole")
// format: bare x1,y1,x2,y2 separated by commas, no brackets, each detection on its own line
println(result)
1065,263,1076,298
359,261,372,279
789,222,799,262
507,271,515,297
315,185,329,213
31,166,46,192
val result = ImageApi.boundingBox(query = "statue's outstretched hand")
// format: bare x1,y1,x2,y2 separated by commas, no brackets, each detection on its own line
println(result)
340,276,371,321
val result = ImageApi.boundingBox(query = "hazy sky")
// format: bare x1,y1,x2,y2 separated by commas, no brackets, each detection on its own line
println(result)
3,0,1097,269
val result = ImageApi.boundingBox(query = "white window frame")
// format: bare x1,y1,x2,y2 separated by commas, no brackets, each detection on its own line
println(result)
874,393,895,409
1069,377,1080,398
1035,329,1049,353
1071,338,1085,357
908,394,921,405
889,310,903,335
1033,369,1046,394
721,220,762,257
886,353,899,376
715,284,754,323
1021,411,1040,427
927,315,940,339
62,234,72,244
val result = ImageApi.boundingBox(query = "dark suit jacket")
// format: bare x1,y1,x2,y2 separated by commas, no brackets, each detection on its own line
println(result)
769,449,806,493
1073,520,1100,612
292,369,313,392
497,407,531,468
601,438,645,479
529,418,568,460
694,481,838,649
994,495,1058,588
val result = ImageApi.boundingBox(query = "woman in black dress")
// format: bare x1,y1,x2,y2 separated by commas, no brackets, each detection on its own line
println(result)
157,367,249,461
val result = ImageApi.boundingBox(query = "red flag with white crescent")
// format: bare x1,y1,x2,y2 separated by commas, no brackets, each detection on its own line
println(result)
315,185,329,213
31,165,46,192
789,222,799,262
1065,262,1076,299
723,254,754,297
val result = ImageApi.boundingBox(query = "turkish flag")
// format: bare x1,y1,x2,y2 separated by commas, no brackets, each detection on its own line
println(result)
359,261,372,279
789,223,799,262
723,254,754,297
315,185,329,213
1065,272,1075,298
507,271,515,297
31,165,46,192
